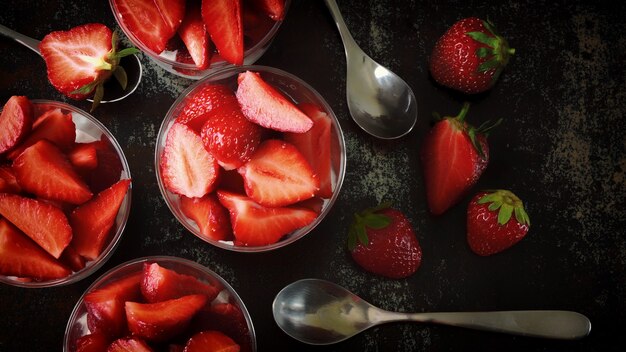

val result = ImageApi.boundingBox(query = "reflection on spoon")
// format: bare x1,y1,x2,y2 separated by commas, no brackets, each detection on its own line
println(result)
0,23,142,104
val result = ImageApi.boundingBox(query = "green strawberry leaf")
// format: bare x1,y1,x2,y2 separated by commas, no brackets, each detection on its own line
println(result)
498,203,514,225
362,214,391,229
113,65,128,90
478,58,501,72
116,47,141,58
90,83,104,112
467,31,497,47
476,47,491,58
477,190,531,227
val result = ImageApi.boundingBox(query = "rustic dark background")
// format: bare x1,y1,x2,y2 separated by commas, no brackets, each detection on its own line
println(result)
1,0,625,351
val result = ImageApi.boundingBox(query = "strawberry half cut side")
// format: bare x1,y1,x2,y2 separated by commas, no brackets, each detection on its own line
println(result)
178,1,211,70
183,330,240,352
201,0,244,65
180,194,233,241
141,262,220,303
0,96,33,155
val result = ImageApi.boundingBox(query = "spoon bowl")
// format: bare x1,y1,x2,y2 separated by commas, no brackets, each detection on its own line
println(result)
324,0,417,139
273,279,591,345
0,23,142,103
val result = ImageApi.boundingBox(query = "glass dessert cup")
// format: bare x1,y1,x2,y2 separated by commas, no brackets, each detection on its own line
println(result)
155,65,347,252
0,100,132,288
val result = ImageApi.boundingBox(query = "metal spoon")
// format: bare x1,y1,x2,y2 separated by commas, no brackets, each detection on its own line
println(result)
324,0,417,139
273,279,591,345
0,24,142,104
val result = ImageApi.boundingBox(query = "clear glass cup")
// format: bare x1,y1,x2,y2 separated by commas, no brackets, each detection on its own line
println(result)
63,256,256,352
155,65,347,252
109,0,290,79
0,100,132,288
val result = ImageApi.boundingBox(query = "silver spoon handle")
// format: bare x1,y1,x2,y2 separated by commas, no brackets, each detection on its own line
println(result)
392,310,591,339
323,0,361,59
0,24,42,56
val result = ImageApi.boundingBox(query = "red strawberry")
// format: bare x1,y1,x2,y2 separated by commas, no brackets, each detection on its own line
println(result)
74,333,110,352
153,0,186,34
201,0,243,65
13,140,93,205
284,103,333,198
85,137,124,194
113,0,174,54
236,71,313,133
249,0,286,20
0,193,72,259
217,190,317,246
293,197,325,215
180,194,233,241
200,96,263,170
107,337,154,352
7,107,76,160
420,103,500,215
0,96,33,155
178,2,211,70
0,218,71,280
0,165,21,194
467,190,531,256
175,84,238,133
60,244,87,272
192,303,249,350
429,17,515,94
238,139,319,207
68,143,99,172
84,272,142,338
160,123,220,198
348,204,422,279
141,262,220,303
125,294,208,342
39,23,136,109
69,179,131,260
183,331,240,352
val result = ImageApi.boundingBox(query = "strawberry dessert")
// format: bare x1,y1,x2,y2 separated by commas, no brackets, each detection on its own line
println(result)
0,96,131,286
110,0,288,77
65,258,254,352
158,68,343,249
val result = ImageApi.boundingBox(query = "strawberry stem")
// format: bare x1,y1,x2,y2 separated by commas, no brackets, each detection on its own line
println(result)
456,102,471,123
477,190,530,226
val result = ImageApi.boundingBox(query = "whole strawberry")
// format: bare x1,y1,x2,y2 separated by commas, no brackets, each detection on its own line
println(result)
348,203,422,279
420,102,500,215
429,17,515,94
467,190,530,256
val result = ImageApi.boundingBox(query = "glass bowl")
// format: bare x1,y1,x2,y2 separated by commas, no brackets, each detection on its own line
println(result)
155,65,346,252
63,256,256,352
0,99,132,288
109,0,290,79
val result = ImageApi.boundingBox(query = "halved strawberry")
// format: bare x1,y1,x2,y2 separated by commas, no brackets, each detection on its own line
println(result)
200,97,263,170
85,136,124,194
178,2,211,70
236,71,313,133
201,0,244,65
7,107,76,160
284,103,333,198
238,139,319,207
0,165,21,194
60,243,87,272
154,0,186,34
113,0,174,54
125,294,208,342
160,123,220,198
69,179,131,260
141,262,220,303
84,272,142,338
192,303,249,350
180,194,233,241
107,337,153,352
13,140,93,205
68,143,98,172
175,84,238,133
217,190,318,246
0,218,71,280
183,330,240,352
74,333,109,352
0,96,33,155
250,0,286,20
0,193,72,259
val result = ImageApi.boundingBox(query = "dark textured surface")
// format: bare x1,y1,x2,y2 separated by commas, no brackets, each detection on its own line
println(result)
1,1,625,351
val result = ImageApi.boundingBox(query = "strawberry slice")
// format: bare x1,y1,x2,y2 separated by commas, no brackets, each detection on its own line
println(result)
107,337,154,352
60,244,87,272
236,71,313,133
69,179,131,260
250,0,286,20
113,0,174,54
293,197,325,215
175,84,238,133
141,262,220,303
125,294,208,342
84,272,142,338
284,103,333,198
180,194,233,241
160,123,220,198
74,333,109,352
200,96,263,170
217,190,317,246
13,140,93,205
192,303,250,351
0,165,21,194
68,143,98,172
7,107,76,160
178,2,211,70
183,330,240,352
0,96,33,155
238,139,319,207
86,136,124,194
0,219,71,280
153,0,186,34
0,193,72,259
201,0,244,65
